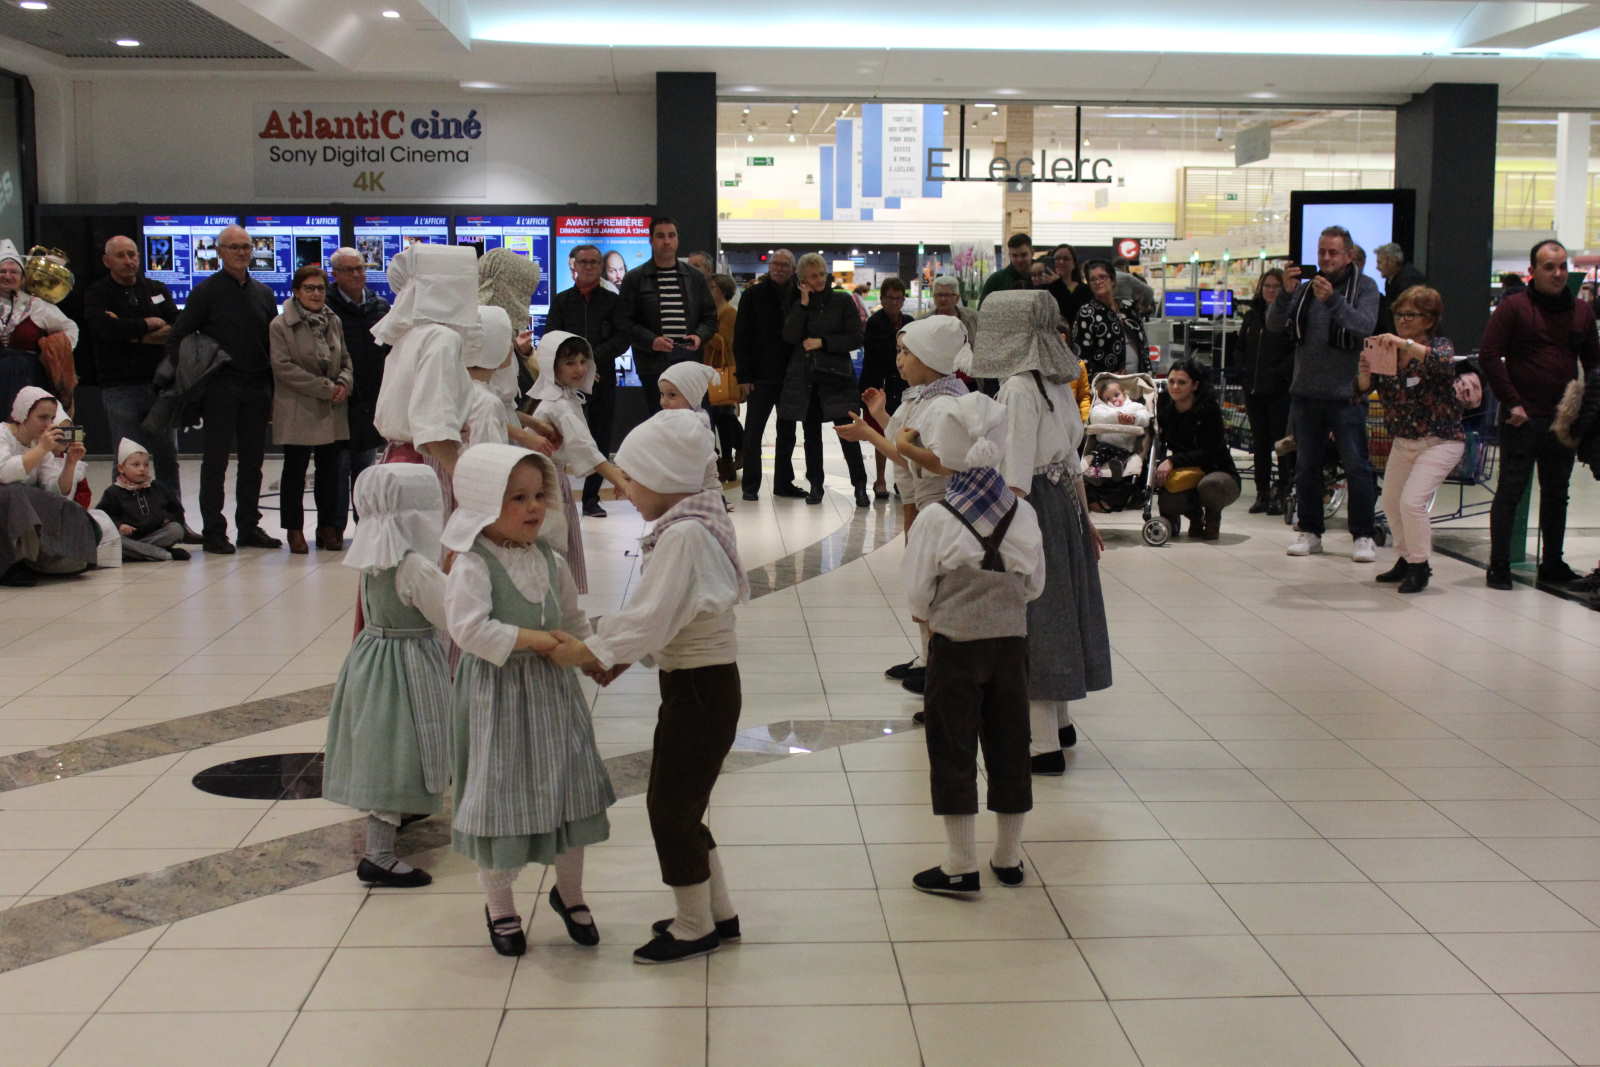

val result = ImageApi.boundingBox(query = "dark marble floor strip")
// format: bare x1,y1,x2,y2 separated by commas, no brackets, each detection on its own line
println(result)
0,717,916,973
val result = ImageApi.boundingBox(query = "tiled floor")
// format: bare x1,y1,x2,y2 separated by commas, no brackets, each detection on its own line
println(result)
3,449,1600,1066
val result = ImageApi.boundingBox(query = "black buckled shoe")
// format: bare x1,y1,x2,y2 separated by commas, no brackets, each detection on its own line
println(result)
652,915,741,942
633,929,720,964
549,885,600,947
485,907,526,957
1031,751,1066,776
356,858,432,888
912,866,980,898
1375,559,1410,583
990,861,1025,887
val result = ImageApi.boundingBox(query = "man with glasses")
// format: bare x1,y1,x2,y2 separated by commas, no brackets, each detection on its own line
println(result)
165,224,281,554
83,235,198,541
547,243,628,516
327,247,390,519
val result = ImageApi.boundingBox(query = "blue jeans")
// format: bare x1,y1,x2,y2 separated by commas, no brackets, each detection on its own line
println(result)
1290,396,1376,538
100,384,185,518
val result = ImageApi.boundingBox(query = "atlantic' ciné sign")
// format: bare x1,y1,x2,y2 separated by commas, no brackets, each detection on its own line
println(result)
252,102,488,198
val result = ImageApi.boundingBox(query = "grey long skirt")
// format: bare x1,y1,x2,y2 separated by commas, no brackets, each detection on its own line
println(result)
0,483,98,575
1026,472,1113,702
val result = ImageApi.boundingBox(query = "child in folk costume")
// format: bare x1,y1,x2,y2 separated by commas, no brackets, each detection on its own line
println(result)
973,290,1113,775
897,392,1046,896
443,443,614,958
323,465,450,888
461,306,560,455
656,361,729,493
837,315,971,694
527,331,628,593
96,438,190,562
548,410,748,965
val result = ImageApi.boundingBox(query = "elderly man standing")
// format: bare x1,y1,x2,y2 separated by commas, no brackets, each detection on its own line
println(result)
165,224,280,554
1375,243,1426,302
326,247,390,519
547,243,629,516
83,235,196,539
734,249,806,501
918,276,979,345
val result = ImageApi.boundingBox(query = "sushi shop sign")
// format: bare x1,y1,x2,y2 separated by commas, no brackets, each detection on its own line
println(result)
253,103,487,197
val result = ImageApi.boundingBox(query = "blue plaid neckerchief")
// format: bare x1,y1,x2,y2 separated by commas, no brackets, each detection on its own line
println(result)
945,465,1015,538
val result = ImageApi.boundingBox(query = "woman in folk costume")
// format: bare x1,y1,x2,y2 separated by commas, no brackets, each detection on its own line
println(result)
444,443,614,957
656,361,730,493
527,331,627,593
323,464,450,888
0,240,78,415
0,386,98,584
971,289,1113,776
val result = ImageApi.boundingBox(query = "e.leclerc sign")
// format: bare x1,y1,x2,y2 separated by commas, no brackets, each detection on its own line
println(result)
253,104,487,197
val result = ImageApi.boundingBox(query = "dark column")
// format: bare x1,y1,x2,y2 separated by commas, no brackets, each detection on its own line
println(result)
656,72,718,254
1396,83,1498,348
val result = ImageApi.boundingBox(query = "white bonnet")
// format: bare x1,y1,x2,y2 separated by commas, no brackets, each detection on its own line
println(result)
659,361,720,408
343,464,444,572
465,305,514,371
116,438,149,465
898,316,970,376
614,409,715,494
441,443,564,552
919,392,1010,472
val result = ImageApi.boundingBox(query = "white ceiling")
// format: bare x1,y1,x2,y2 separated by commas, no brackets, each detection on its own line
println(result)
3,0,1600,109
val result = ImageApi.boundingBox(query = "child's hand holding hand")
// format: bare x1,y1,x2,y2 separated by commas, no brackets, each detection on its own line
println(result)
547,632,597,668
517,629,559,654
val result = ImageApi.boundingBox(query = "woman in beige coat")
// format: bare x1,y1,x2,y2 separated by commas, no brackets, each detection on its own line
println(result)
271,265,353,553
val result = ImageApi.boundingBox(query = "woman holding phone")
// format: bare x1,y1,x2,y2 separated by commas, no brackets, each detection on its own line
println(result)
1357,285,1463,594
779,253,868,507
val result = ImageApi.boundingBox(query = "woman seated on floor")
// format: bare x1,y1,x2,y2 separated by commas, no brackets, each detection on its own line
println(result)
0,386,99,585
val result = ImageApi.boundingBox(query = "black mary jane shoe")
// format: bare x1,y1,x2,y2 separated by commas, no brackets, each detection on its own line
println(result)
485,907,526,957
633,929,720,964
912,865,980,898
1059,724,1077,749
990,861,1025,887
652,915,741,942
1031,750,1066,776
356,857,432,888
1375,558,1410,584
549,885,600,947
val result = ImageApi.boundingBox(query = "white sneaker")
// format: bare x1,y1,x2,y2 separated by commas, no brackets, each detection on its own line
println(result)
1352,537,1377,563
1287,532,1323,556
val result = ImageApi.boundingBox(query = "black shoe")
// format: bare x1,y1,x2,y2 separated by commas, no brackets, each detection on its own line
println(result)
1572,568,1600,593
236,528,283,549
356,857,432,888
912,865,980,898
1248,495,1269,514
548,885,600,946
806,487,824,505
1486,567,1513,590
202,534,236,555
912,710,926,725
901,667,926,695
179,525,205,545
990,861,1025,887
885,658,920,680
652,915,741,942
485,907,526,957
1375,559,1410,583
0,562,37,587
1538,561,1582,584
742,491,760,502
1059,724,1077,749
1265,494,1284,516
167,547,191,561
1398,562,1431,594
854,487,870,508
1031,751,1066,776
633,929,720,964
582,501,607,518
398,813,430,829
773,484,807,499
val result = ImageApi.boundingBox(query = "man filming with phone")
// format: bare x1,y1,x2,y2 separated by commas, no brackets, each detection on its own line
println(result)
1267,224,1381,562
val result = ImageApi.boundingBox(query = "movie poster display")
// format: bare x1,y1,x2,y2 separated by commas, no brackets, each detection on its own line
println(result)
140,214,239,306
245,214,343,303
552,216,653,386
453,215,552,329
351,215,449,302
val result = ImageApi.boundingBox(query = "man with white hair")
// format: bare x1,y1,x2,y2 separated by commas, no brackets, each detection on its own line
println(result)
1374,243,1426,302
82,235,195,538
165,224,280,554
733,249,806,500
327,246,391,513
918,276,979,346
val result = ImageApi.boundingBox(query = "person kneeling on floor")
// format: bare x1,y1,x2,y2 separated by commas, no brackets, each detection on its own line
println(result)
896,391,1046,896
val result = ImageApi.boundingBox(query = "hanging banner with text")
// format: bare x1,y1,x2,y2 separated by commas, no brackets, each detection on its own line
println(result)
253,103,487,197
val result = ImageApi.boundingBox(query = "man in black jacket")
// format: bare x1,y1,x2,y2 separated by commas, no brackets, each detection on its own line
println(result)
547,243,630,516
327,247,390,521
616,217,717,412
83,235,195,537
165,224,280,554
734,250,805,501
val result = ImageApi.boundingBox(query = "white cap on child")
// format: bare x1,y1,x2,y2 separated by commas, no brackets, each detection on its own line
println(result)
464,306,514,371
441,443,565,553
116,438,148,466
897,316,971,376
658,362,720,408
614,409,716,494
919,392,1010,472
9,386,53,424
529,329,596,403
344,464,444,571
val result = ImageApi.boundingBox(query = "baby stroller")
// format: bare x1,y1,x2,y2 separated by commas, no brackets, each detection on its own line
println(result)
1083,371,1159,516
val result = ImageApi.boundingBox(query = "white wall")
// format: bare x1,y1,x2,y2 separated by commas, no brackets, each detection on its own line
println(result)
63,78,656,205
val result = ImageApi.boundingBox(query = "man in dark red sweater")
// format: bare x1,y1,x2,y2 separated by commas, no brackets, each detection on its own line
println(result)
1480,239,1600,588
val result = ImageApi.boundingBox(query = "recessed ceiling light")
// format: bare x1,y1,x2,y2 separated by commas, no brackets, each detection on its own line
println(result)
115,38,141,47
790,106,799,115
19,2,49,11
746,133,754,142
381,9,400,17
788,133,796,142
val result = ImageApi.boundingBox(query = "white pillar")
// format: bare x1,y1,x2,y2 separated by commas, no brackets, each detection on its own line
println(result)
1554,111,1589,252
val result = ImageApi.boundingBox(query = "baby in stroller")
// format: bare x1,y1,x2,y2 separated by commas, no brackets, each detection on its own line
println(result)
1084,373,1157,511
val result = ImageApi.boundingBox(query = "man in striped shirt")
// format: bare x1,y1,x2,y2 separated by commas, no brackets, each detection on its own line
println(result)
618,217,718,412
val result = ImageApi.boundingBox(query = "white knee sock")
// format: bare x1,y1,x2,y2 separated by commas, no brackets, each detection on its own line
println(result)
553,848,592,925
943,814,978,875
707,848,737,922
669,880,714,940
1029,700,1067,756
479,866,521,921
992,812,1027,869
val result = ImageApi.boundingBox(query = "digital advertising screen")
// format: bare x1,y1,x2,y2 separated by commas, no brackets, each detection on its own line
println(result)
1163,290,1198,318
552,216,654,385
1199,289,1235,316
351,215,450,302
1290,190,1415,293
245,215,344,303
140,214,239,306
453,215,553,324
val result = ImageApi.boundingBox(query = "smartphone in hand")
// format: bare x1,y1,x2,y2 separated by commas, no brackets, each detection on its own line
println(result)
1363,337,1397,376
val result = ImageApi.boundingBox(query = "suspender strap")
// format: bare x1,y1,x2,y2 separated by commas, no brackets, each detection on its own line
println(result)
938,500,1020,572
